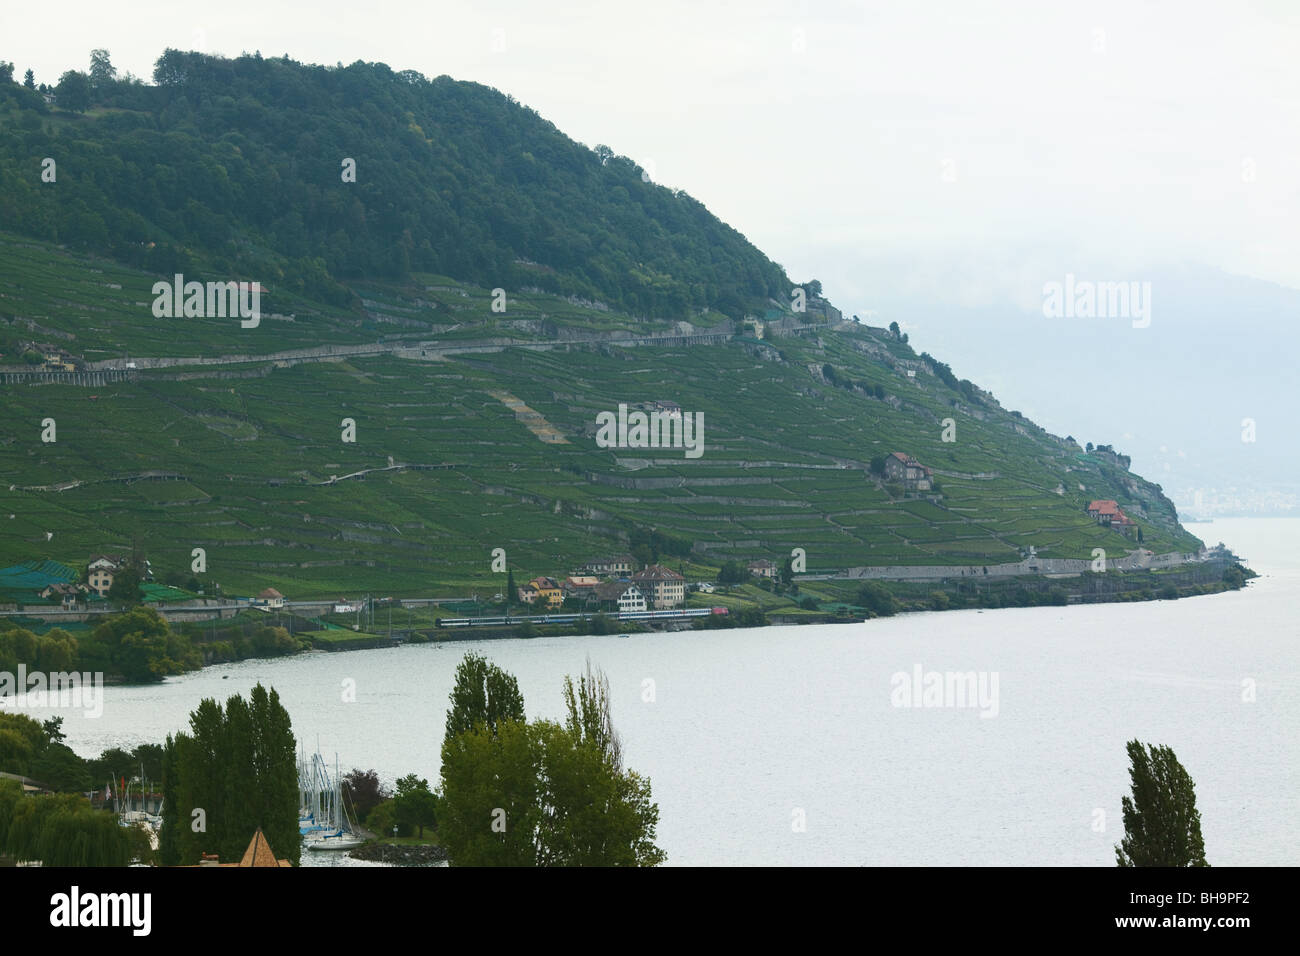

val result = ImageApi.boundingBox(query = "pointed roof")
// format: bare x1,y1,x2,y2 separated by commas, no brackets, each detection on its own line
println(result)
238,827,289,867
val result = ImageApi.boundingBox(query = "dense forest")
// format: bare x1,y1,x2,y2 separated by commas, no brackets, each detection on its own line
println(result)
0,50,794,318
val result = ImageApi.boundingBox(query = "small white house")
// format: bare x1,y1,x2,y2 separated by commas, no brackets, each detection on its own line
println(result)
617,585,647,614
255,587,285,609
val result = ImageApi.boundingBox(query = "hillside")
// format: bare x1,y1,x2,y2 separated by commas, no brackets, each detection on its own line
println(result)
0,53,1201,599
0,51,792,320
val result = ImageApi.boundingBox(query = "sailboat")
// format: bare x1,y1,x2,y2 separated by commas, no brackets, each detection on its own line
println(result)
116,768,162,854
299,746,364,851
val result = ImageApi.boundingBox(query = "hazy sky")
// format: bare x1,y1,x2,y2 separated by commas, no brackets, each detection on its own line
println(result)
5,1,1298,509
6,0,1298,310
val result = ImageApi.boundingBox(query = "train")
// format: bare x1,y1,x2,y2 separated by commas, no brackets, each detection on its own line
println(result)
435,607,728,628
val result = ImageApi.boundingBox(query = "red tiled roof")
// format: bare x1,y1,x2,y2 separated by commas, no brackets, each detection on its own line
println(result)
633,564,684,582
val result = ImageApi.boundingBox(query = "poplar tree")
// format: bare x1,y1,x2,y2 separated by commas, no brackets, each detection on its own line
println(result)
1115,740,1209,867
167,683,300,865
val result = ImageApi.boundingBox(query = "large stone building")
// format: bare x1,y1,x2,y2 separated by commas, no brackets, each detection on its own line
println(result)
883,452,933,492
631,564,686,610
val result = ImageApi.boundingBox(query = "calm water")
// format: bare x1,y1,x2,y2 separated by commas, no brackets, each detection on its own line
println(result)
15,518,1298,866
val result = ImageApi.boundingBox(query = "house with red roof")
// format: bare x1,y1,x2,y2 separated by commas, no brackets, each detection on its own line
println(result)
1087,500,1136,534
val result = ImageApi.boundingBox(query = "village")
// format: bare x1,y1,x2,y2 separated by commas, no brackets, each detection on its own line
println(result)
0,455,1192,629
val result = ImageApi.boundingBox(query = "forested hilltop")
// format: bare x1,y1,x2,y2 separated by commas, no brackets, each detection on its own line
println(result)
0,50,793,318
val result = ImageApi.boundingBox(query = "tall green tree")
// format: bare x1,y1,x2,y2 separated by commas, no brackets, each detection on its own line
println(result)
88,49,116,88
159,735,181,866
444,651,526,740
779,556,794,587
167,683,300,865
562,657,622,770
440,655,664,866
1115,740,1209,867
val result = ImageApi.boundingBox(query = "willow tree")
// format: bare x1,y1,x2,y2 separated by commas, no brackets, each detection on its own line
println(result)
0,781,132,866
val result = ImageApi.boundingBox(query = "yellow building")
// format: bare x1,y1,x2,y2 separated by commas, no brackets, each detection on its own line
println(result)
528,576,563,609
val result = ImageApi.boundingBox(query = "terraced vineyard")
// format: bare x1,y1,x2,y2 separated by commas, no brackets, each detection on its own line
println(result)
0,236,1200,598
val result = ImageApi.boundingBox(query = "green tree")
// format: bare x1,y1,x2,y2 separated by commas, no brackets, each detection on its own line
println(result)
167,683,300,866
506,568,517,606
717,560,747,585
1115,740,1209,867
444,651,526,740
856,581,898,617
0,780,133,866
29,742,90,792
89,49,116,88
393,773,439,837
440,718,663,866
54,70,90,112
106,566,143,607
23,68,35,89
159,735,181,866
562,658,622,769
92,606,193,681
630,543,655,570
440,659,664,866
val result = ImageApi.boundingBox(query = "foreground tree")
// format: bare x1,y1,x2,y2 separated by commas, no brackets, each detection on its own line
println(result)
439,653,664,866
164,683,300,865
1115,740,1209,867
562,657,622,769
444,651,525,739
0,780,133,865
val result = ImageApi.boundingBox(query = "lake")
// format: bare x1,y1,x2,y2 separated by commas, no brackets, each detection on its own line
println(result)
14,518,1298,866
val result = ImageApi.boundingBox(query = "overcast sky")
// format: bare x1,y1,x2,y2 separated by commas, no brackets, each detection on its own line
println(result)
6,0,1298,311
5,1,1299,508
